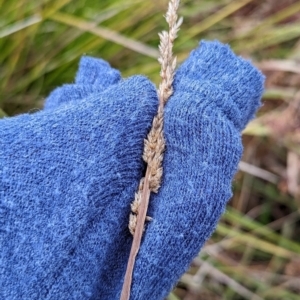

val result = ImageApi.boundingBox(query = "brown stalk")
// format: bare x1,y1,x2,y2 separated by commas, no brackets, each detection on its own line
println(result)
120,1,182,299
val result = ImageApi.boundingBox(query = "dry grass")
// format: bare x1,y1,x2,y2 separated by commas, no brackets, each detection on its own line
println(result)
122,1,181,298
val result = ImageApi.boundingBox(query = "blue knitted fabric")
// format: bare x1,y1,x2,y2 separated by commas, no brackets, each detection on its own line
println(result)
44,56,121,110
0,40,264,299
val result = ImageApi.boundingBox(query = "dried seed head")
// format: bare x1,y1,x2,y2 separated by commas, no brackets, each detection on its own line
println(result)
129,214,137,236
122,1,182,298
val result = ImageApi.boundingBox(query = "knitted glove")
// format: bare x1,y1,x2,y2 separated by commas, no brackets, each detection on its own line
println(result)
0,72,157,298
130,40,264,299
44,56,121,110
0,40,264,300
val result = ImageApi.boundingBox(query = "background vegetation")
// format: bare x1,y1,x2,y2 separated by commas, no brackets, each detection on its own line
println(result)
1,0,300,299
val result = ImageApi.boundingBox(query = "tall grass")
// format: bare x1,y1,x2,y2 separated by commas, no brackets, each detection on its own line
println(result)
1,0,300,299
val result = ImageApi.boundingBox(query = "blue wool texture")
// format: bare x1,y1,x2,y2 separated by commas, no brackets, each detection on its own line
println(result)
0,40,264,299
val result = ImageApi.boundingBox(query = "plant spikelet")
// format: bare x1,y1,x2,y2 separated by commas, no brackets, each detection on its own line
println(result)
121,1,182,299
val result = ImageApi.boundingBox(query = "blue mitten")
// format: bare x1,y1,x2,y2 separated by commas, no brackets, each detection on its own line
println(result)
0,40,264,299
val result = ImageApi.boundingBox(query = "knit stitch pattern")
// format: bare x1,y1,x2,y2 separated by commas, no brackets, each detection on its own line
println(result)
0,75,157,299
44,56,121,110
0,40,264,299
130,40,264,299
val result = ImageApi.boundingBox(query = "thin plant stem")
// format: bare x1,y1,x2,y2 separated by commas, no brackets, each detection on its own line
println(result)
120,1,182,299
